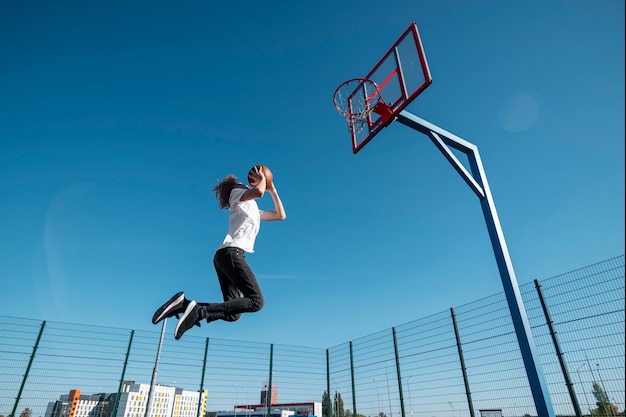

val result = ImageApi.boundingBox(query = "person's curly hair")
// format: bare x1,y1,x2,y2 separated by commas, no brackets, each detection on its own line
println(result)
212,175,240,209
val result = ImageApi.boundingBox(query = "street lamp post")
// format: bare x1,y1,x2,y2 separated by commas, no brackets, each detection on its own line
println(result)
576,363,592,415
404,376,414,417
448,402,455,417
385,364,393,417
331,378,338,417
582,349,598,383
596,363,616,417
373,378,381,417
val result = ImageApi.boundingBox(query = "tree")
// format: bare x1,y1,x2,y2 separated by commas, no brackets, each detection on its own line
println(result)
19,409,31,417
322,391,331,417
321,390,345,417
334,391,345,417
590,383,619,417
321,390,370,417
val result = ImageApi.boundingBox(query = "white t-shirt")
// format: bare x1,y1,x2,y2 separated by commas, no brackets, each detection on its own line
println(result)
218,187,263,253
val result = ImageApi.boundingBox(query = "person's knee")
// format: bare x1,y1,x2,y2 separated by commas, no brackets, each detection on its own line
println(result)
250,295,265,312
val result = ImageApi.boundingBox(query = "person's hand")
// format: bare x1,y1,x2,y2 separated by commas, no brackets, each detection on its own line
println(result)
248,166,266,187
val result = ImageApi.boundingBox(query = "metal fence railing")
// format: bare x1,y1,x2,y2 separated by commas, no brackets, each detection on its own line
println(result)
1,255,623,417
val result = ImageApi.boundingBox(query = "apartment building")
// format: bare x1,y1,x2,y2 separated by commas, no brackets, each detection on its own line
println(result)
45,383,207,417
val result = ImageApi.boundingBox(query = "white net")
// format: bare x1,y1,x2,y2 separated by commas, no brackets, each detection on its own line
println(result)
347,113,368,134
333,78,382,134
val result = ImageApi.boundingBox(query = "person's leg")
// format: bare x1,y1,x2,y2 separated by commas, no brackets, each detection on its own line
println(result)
175,247,265,339
197,252,243,321
200,247,264,321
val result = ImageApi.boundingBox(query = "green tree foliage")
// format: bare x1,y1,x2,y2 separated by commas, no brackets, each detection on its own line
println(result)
334,391,345,417
19,409,31,417
590,383,619,417
321,390,346,417
322,391,331,417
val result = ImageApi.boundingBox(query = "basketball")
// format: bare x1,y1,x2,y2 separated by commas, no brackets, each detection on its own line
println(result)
248,165,273,188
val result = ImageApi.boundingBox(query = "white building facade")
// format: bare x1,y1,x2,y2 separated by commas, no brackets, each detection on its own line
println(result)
115,382,208,417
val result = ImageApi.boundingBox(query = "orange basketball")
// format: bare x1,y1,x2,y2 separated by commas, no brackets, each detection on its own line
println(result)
248,165,273,187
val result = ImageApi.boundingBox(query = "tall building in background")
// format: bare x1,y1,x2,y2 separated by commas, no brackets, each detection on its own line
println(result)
259,383,277,406
228,382,321,417
45,384,206,417
45,390,113,417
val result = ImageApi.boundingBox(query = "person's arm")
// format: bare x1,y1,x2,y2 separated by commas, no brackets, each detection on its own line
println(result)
260,183,286,221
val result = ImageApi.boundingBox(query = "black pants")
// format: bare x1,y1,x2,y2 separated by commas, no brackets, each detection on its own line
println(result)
197,246,265,322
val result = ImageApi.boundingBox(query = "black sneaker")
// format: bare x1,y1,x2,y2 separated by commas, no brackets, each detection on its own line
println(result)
152,292,186,325
175,301,201,340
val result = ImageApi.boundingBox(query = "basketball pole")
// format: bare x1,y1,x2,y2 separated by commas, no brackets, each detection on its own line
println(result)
395,110,556,417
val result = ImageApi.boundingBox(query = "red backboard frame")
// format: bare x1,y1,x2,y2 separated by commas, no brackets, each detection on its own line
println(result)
337,22,432,154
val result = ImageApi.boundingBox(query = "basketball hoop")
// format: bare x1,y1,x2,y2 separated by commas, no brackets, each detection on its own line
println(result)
333,78,388,134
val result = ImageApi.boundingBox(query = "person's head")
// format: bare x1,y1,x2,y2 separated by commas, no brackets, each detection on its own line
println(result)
213,175,248,209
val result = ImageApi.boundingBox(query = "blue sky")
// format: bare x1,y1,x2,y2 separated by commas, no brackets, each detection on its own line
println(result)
1,0,623,348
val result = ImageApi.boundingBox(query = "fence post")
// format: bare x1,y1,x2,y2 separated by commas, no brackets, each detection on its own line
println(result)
10,320,46,417
326,349,332,417
197,337,210,417
450,308,475,417
266,344,274,417
392,327,406,417
349,341,357,417
534,279,583,417
112,330,135,417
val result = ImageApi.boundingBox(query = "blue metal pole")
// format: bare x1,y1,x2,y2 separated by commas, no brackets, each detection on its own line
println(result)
396,111,555,417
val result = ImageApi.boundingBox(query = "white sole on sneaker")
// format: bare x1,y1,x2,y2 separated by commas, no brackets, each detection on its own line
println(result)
175,300,198,340
152,292,185,324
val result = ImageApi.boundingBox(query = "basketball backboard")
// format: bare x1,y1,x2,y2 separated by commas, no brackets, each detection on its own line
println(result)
333,22,432,153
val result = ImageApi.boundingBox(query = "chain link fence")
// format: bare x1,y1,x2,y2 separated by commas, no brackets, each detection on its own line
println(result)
1,255,623,417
